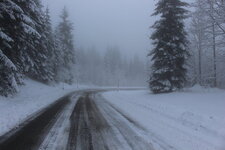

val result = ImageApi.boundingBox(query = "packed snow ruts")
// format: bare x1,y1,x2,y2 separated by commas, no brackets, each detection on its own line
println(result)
67,92,154,150
38,94,81,150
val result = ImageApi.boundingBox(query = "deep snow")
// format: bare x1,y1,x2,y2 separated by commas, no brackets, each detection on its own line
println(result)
102,86,225,150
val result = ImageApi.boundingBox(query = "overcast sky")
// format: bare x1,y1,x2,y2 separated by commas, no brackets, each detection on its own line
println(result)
42,0,192,59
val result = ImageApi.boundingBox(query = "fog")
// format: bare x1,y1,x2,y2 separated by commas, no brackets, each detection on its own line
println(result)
42,0,158,59
41,0,194,86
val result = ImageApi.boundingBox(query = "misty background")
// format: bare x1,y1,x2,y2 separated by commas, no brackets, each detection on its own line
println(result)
43,0,193,57
43,0,155,59
41,0,194,86
1,0,224,97
42,0,159,86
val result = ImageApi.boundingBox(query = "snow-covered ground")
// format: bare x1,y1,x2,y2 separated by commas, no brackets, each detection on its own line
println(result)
0,79,91,136
102,86,225,150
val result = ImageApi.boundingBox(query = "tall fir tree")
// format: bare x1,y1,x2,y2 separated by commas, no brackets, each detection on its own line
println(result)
0,50,18,96
10,0,40,79
44,7,56,81
1,0,46,84
149,0,189,93
21,0,54,83
55,7,75,84
0,0,56,96
0,0,35,95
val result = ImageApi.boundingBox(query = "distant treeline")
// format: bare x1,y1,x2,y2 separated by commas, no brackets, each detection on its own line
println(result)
76,46,147,87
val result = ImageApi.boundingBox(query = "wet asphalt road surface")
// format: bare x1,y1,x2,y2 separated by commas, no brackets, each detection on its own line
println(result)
0,94,70,150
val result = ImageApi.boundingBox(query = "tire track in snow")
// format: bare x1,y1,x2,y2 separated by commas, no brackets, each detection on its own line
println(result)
67,92,154,150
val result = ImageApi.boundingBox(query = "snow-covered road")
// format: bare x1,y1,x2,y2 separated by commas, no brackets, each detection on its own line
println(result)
67,92,154,150
1,89,152,150
102,87,225,150
1,86,224,150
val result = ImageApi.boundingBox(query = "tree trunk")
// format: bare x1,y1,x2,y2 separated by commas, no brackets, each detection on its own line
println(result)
211,2,217,87
198,32,202,85
212,22,217,87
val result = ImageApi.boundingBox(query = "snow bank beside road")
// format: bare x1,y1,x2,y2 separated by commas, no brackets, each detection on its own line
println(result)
0,79,89,136
103,87,225,150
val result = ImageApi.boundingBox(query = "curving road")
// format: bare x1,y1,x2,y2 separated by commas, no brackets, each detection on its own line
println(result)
0,89,154,150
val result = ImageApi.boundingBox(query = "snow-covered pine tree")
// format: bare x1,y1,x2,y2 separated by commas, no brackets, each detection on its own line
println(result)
0,0,56,96
149,0,189,93
0,50,18,96
0,0,34,95
43,7,56,82
53,27,63,82
23,0,52,83
1,0,41,85
55,7,75,84
16,0,54,83
0,14,18,96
